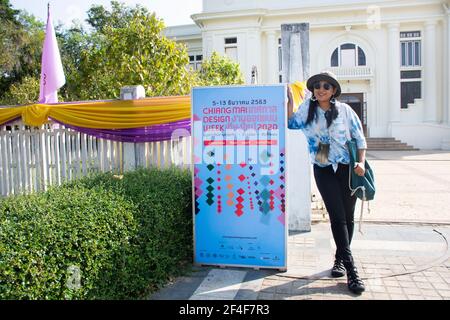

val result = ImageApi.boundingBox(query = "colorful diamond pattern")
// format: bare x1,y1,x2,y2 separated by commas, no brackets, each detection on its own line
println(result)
248,164,255,211
205,170,215,206
260,176,271,186
259,175,271,214
194,148,286,220
277,150,286,225
194,166,202,215
217,169,222,214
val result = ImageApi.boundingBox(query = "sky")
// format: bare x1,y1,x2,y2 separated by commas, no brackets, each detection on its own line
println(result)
9,0,202,27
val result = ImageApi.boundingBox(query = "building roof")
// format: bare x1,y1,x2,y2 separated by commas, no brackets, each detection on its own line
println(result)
163,24,201,40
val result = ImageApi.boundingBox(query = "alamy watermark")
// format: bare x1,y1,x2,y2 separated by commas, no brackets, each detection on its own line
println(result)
171,124,281,176
66,265,81,290
366,5,381,30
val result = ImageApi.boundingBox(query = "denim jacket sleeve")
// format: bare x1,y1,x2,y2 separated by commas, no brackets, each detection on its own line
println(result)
288,99,309,130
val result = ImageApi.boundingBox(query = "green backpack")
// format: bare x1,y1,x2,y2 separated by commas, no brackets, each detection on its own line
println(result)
342,105,376,233
346,138,375,201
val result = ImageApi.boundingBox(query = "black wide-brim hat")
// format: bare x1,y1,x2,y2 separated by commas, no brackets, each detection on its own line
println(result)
306,71,341,98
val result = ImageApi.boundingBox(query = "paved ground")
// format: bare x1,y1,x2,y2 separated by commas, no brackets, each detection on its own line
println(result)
150,222,450,300
312,150,450,224
149,150,450,301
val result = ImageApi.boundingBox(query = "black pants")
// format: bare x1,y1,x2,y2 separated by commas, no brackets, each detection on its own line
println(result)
314,163,357,264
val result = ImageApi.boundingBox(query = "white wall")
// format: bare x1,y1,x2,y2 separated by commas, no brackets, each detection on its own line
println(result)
392,123,450,149
202,0,412,13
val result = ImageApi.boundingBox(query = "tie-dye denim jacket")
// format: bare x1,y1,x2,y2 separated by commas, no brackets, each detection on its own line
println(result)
288,99,367,172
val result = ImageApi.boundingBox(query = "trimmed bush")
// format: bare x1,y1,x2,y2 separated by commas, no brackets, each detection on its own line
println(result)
0,167,193,299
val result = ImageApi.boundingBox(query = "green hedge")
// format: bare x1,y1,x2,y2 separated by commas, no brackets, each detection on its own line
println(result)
0,167,193,299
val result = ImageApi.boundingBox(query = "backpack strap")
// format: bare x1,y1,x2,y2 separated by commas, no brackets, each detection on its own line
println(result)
341,103,368,234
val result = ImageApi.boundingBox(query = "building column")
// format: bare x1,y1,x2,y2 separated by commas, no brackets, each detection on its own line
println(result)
246,30,261,84
387,23,401,126
424,21,438,122
368,79,376,137
203,32,214,59
246,29,262,84
265,30,278,84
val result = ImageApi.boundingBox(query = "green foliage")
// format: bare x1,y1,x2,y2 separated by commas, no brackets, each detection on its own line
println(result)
0,167,193,299
1,76,40,105
0,0,19,20
68,1,196,100
0,185,137,299
86,1,140,32
0,0,22,78
0,3,44,100
14,12,45,79
1,0,245,105
57,24,92,102
197,51,244,86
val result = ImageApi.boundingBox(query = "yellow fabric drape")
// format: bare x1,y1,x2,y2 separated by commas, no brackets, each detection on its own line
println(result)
0,106,26,126
22,104,51,126
289,81,307,112
1,85,303,128
0,95,191,128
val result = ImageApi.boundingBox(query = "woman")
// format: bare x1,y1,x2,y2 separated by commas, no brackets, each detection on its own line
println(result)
287,71,366,294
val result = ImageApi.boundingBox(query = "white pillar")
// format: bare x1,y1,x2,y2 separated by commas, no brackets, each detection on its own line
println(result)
281,24,311,232
424,21,438,122
203,33,214,59
368,79,376,137
387,23,401,127
246,29,262,84
265,30,278,84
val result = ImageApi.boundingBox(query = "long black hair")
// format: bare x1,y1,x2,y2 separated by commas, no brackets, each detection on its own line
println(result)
305,95,338,128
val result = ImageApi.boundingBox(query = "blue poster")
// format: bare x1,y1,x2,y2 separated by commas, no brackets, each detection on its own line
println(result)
192,85,287,269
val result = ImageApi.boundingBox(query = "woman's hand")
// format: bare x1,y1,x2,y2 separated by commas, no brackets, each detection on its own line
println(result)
354,162,366,176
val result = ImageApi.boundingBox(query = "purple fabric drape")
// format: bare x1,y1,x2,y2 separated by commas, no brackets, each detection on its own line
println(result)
1,117,21,126
51,118,191,142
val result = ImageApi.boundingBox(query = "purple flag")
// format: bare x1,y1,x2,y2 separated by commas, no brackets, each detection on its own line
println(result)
39,4,65,103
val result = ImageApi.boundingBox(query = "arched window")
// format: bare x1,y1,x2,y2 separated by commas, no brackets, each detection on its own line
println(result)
331,43,366,67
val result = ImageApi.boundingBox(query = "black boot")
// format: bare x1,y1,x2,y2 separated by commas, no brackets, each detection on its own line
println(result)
331,258,346,278
344,262,365,294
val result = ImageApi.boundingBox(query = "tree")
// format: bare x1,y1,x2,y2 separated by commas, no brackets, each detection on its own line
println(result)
2,1,245,105
1,76,40,106
197,52,244,86
0,0,25,96
14,13,45,81
86,1,136,32
57,23,92,101
0,0,21,77
65,1,195,100
0,0,44,102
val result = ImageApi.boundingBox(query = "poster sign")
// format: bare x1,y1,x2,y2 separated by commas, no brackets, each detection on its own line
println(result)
192,85,287,269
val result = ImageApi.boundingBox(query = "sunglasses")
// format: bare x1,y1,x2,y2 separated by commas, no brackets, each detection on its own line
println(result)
313,82,333,91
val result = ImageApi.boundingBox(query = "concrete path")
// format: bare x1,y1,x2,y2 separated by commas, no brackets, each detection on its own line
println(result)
311,150,450,224
150,223,450,300
150,150,450,301
364,150,450,223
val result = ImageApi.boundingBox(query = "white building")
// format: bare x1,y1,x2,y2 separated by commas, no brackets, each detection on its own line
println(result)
165,0,450,150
